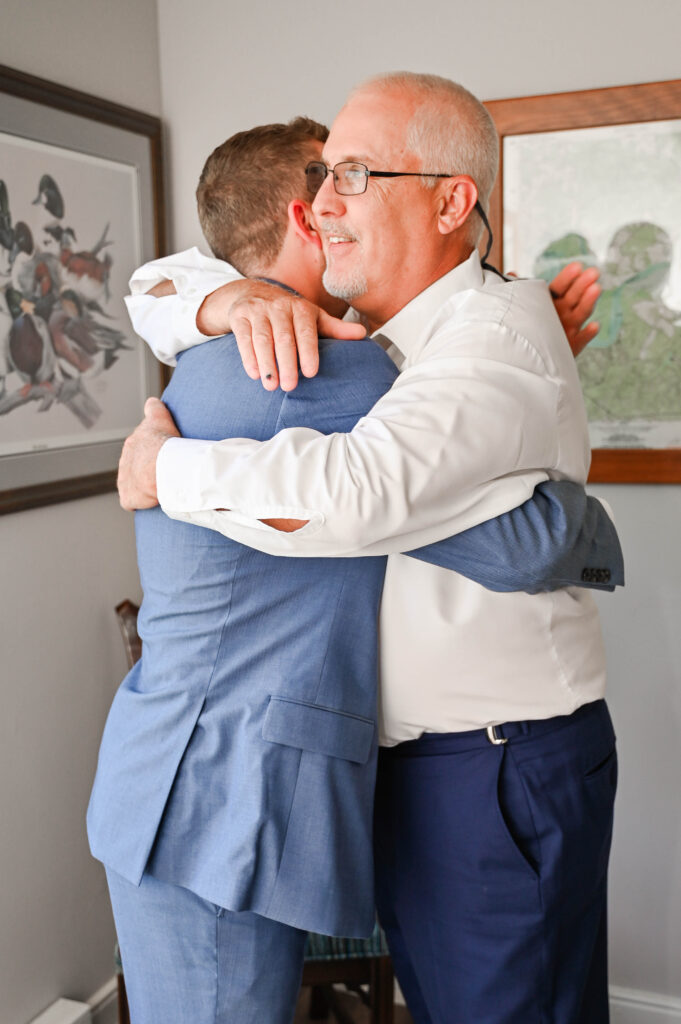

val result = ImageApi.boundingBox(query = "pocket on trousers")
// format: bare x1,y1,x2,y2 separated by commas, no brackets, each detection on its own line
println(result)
262,695,374,764
494,748,541,881
583,745,618,787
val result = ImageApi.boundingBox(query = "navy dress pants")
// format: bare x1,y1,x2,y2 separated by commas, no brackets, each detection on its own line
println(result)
373,700,617,1024
106,868,307,1024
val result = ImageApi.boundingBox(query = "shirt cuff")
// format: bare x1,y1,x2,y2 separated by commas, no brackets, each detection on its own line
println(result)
175,294,219,344
124,293,214,366
156,436,326,545
157,436,218,512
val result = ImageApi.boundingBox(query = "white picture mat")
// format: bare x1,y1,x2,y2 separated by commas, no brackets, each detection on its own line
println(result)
0,131,145,455
0,88,160,494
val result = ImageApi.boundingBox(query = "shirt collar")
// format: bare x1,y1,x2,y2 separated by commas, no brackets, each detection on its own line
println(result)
371,251,484,363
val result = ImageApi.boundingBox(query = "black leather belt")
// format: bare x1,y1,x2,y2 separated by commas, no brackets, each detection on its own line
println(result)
382,700,606,757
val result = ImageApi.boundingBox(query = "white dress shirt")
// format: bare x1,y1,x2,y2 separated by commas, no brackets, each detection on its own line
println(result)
127,249,607,744
126,248,242,365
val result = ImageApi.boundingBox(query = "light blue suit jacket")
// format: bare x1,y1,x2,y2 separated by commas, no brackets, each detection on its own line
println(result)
88,332,623,937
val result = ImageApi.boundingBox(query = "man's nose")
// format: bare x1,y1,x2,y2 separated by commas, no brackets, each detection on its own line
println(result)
312,173,345,217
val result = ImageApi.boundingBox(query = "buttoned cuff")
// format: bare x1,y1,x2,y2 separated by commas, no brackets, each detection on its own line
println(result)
124,293,217,366
156,436,324,545
173,294,218,345
157,437,218,512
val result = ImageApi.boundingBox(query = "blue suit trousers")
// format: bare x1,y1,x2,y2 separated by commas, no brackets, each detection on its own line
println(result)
106,868,307,1024
373,700,617,1024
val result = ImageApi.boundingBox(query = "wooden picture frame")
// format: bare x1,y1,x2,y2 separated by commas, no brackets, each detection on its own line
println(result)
485,80,681,483
0,64,166,514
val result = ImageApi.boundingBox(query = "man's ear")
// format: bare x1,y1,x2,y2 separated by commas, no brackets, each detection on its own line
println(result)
288,199,322,250
437,175,479,237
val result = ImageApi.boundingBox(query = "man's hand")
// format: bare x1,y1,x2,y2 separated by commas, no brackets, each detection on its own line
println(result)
117,397,180,511
548,262,601,358
197,279,366,392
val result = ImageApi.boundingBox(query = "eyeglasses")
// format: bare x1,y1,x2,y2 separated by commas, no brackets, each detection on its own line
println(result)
305,160,496,267
305,160,453,197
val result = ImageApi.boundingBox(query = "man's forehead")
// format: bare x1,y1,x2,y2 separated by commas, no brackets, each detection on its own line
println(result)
320,147,376,164
322,92,415,166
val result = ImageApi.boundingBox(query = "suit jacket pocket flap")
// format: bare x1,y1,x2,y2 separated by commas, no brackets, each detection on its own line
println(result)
262,696,374,764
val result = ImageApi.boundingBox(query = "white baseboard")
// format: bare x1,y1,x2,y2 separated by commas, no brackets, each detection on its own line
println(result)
87,978,118,1024
609,986,681,1024
29,1001,91,1024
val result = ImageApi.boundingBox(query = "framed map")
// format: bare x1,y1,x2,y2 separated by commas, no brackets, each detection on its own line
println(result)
485,80,681,483
0,65,166,513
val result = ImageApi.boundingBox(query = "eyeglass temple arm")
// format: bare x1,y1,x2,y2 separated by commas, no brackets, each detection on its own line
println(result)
474,200,495,268
368,173,494,265
366,170,452,180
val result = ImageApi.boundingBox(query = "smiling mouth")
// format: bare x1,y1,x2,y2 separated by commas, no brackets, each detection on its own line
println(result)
326,235,358,256
321,222,358,250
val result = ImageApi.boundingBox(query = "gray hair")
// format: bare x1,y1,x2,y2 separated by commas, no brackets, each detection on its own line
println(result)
351,72,499,244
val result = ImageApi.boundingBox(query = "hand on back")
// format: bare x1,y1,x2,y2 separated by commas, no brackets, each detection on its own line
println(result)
196,279,365,391
547,262,601,357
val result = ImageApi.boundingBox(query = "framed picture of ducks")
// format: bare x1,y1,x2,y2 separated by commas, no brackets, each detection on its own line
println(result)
485,80,681,483
0,64,166,513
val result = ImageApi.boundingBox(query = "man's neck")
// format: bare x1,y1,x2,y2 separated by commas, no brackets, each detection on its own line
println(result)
253,275,300,297
256,258,348,318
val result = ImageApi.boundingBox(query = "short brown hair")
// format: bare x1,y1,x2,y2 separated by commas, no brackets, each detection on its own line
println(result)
196,116,328,275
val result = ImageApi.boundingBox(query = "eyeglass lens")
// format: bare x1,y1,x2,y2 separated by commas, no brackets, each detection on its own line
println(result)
306,162,369,196
305,162,328,195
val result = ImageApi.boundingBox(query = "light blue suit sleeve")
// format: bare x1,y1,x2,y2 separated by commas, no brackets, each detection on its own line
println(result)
406,481,624,592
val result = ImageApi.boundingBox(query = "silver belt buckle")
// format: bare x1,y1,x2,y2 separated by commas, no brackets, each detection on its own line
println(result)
486,724,507,746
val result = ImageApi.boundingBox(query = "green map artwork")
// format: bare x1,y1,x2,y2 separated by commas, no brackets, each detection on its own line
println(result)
535,222,681,443
503,117,681,449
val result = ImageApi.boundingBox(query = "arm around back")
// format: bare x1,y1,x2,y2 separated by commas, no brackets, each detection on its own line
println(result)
277,351,625,593
407,480,624,592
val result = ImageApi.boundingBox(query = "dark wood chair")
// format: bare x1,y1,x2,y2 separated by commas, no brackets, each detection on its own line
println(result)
113,600,394,1024
114,599,142,667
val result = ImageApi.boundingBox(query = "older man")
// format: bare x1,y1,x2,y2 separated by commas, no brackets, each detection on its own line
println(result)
120,74,618,1024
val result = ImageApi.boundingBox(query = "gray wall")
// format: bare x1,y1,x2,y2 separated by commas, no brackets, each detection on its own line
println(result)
155,0,681,1009
0,3,160,1023
594,485,681,998
2,0,680,1020
156,0,681,253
